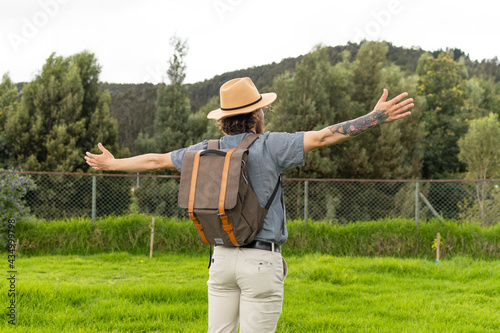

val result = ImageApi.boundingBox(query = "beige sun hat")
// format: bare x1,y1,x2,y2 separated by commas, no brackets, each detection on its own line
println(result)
207,77,277,120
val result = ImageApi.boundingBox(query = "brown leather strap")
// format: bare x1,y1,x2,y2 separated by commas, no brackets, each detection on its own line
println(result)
188,151,209,245
218,148,239,246
235,133,260,150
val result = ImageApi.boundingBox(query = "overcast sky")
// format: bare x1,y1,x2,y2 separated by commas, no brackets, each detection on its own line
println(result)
1,0,499,85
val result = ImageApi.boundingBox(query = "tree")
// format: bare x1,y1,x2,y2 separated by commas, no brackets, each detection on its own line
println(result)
417,52,468,178
464,77,486,118
134,37,192,215
370,68,425,180
135,36,191,155
458,113,500,224
5,51,122,172
352,41,389,109
354,42,424,180
0,73,19,168
465,77,500,119
459,113,500,179
4,52,130,218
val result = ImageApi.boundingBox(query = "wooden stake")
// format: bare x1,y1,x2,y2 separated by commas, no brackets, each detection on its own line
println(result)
436,232,440,264
150,217,155,258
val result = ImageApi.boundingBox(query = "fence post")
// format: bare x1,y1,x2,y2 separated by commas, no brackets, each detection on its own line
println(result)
92,175,96,224
136,172,140,188
435,232,441,264
304,180,309,227
150,217,155,258
415,182,419,226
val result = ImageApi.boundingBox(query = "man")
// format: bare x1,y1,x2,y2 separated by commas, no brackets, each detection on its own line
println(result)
85,77,414,332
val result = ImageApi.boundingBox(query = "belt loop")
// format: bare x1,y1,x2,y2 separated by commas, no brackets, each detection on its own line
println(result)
271,243,275,253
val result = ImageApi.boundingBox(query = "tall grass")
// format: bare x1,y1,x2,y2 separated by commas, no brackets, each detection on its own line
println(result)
12,215,206,256
286,218,500,259
8,215,500,259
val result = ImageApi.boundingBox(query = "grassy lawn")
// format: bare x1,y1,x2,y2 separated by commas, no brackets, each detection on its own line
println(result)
1,252,499,332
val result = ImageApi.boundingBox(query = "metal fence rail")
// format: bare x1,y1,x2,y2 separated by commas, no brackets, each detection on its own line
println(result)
2,171,499,226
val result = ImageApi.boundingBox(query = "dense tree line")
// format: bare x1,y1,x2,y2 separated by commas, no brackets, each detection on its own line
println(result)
1,41,499,182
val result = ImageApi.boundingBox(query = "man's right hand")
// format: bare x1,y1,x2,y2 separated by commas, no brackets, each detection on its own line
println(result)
85,143,115,171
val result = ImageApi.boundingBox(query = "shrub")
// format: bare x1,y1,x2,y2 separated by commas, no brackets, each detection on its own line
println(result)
0,169,35,219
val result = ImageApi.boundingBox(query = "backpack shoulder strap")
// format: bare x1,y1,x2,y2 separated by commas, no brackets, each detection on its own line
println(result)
235,133,277,208
207,139,219,149
265,175,281,210
236,133,261,150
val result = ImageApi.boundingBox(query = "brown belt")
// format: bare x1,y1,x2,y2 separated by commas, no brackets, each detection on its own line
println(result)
240,240,281,253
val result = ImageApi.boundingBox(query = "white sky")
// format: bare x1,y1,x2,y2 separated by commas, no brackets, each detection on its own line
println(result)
1,0,499,85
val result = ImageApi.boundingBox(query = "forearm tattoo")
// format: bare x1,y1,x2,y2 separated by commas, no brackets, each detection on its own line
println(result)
328,110,389,136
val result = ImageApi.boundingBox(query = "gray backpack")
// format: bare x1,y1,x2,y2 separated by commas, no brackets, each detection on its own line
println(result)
178,134,279,246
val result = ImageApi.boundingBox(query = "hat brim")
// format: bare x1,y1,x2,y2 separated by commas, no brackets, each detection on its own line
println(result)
207,92,277,120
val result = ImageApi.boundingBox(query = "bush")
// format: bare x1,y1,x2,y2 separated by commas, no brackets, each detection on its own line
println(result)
0,169,35,219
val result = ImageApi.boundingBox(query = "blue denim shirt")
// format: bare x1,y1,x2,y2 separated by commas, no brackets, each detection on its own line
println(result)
170,131,305,245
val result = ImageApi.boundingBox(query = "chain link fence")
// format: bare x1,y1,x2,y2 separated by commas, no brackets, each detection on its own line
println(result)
3,171,499,226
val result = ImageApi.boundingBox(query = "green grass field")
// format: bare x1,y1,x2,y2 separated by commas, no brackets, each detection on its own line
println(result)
2,252,499,332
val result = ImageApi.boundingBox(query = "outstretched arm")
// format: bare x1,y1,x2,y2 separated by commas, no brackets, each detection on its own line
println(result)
303,89,414,153
85,143,175,172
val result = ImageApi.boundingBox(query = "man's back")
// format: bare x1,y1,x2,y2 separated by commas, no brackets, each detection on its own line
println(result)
170,131,305,245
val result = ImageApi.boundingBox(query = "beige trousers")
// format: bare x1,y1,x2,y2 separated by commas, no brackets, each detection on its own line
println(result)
207,246,287,333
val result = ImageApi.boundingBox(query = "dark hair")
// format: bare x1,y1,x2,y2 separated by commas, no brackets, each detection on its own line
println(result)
217,110,259,135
